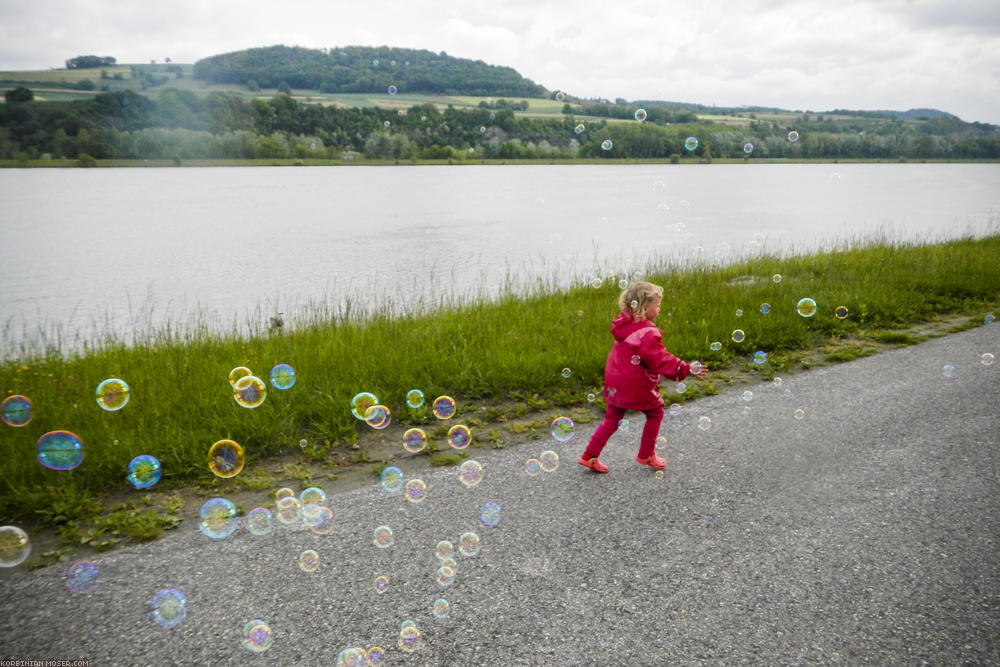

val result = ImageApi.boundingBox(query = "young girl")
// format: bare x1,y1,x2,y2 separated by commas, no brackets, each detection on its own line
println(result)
579,280,708,472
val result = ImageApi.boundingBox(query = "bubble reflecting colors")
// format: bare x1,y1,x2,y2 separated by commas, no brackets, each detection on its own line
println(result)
151,589,187,628
982,353,995,366
459,460,483,487
373,575,389,593
367,647,386,665
835,306,849,319
242,620,273,653
233,375,266,408
36,430,83,471
199,498,238,539
634,108,647,122
96,378,130,411
433,598,451,618
587,393,596,402
338,648,367,667
435,565,456,587
67,560,99,594
551,416,575,442
574,124,585,134
246,508,273,536
669,403,682,416
448,424,471,449
351,392,378,420
432,396,456,419
794,408,806,420
561,367,572,378
128,454,162,489
698,416,712,431
299,549,319,572
796,298,817,318
942,364,957,379
676,382,687,394
710,341,722,351
480,502,501,527
787,130,799,142
985,314,996,325
208,440,245,478
631,354,641,366
435,540,454,560
387,85,397,95
555,91,565,101
459,531,481,557
300,487,326,507
276,496,301,524
731,329,745,343
269,364,296,390
309,507,334,535
404,479,427,503
754,351,768,365
601,139,613,151
539,450,559,472
0,526,30,567
524,458,541,476
380,466,404,493
743,142,754,154
275,487,294,501
398,626,421,652
684,136,699,151
742,390,753,402
365,404,391,429
373,525,395,548
760,303,771,315
1,395,32,427
772,274,782,283
405,389,425,408
228,366,252,386
402,428,427,454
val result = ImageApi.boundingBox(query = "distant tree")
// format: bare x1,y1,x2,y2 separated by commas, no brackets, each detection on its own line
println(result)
277,81,291,94
66,55,116,69
74,79,95,90
246,79,260,92
165,57,172,63
4,86,34,102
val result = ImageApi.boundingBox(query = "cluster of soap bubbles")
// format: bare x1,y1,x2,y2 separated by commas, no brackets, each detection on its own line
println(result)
524,450,559,476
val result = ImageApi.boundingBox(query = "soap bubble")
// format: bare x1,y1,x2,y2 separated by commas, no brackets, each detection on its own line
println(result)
631,355,642,365
233,375,266,408
127,454,162,489
373,575,389,593
835,306,849,319
690,361,704,375
208,440,244,478
941,364,956,379
435,540,455,560
269,364,296,390
796,298,817,317
67,560,99,594
387,85,397,95
698,416,712,431
735,309,744,318
373,525,394,548
309,506,334,535
480,502,501,527
274,487,295,501
199,498,238,539
794,408,805,420
551,416,575,442
753,351,768,365
587,393,596,402
684,137,698,151
574,124,585,134
299,549,320,572
634,108,647,122
459,460,483,487
398,626,421,652
524,458,541,476
710,342,722,351
432,598,451,618
539,450,559,472
448,424,471,449
406,389,425,408
436,565,456,587
37,430,83,471
618,418,630,432
787,130,799,142
0,395,32,427
555,91,566,101
365,404,391,429
403,428,427,453
561,367,572,378
669,403,682,416
676,382,687,394
760,303,771,315
384,120,391,128
228,366,252,386
773,377,783,387
459,531,481,557
432,396,456,419
95,378,130,411
731,329,745,343
772,274,782,283
655,436,667,451
985,314,996,325
351,392,378,420
0,526,30,567
276,496,301,525
601,139,613,151
742,390,753,402
380,466,404,493
300,487,326,507
982,353,995,366
246,508,273,536
743,142,754,154
151,589,187,628
404,479,427,503
367,646,386,665
242,620,273,653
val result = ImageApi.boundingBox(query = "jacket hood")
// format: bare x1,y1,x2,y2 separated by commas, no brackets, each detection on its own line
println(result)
610,309,651,342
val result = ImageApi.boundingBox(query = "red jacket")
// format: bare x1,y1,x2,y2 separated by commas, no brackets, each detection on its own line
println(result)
602,310,690,410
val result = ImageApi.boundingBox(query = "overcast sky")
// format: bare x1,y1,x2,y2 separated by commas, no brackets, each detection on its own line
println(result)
1,0,998,124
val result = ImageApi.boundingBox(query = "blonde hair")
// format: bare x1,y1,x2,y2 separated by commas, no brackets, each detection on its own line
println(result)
618,281,663,320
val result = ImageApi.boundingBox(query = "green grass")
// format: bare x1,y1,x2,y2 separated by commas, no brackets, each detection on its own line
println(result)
2,234,999,527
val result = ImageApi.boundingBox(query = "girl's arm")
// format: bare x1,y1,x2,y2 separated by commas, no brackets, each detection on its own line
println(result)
637,328,690,381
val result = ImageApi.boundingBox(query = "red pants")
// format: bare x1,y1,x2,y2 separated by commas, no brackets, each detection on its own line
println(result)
584,404,664,460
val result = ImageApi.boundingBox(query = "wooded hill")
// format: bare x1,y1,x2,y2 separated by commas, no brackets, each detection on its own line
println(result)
193,45,547,98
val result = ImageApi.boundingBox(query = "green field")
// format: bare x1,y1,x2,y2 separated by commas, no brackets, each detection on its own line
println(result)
2,232,998,558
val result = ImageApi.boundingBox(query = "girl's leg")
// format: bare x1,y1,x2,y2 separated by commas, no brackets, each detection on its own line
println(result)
636,405,665,459
584,405,627,459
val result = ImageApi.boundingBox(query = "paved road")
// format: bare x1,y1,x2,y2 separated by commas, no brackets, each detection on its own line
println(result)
2,325,998,665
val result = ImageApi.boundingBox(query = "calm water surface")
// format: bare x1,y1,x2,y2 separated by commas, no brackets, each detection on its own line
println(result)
1,163,997,355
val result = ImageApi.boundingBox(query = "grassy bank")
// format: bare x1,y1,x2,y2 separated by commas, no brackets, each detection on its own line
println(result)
2,234,998,556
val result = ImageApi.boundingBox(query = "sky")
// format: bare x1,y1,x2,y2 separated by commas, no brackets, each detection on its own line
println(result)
1,0,999,124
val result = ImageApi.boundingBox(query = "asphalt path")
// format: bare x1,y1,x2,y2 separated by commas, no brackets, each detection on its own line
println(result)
2,325,998,666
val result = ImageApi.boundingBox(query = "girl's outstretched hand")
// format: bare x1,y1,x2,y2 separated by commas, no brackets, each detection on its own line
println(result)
690,361,709,379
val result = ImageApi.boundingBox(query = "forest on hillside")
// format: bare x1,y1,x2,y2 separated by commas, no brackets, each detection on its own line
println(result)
1,89,998,161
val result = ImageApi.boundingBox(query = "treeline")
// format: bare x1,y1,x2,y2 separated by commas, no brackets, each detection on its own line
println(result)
193,45,548,97
2,90,999,161
65,55,116,69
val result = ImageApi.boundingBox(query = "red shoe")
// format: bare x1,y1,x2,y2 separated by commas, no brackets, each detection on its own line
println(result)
636,454,666,470
578,456,609,473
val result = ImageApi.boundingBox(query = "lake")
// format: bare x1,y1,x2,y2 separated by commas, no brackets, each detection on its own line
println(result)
1,163,997,356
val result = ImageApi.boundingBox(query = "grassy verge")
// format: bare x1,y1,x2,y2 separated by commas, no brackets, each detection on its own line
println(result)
2,234,998,563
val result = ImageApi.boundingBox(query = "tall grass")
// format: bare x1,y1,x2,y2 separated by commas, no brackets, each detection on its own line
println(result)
2,233,998,520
